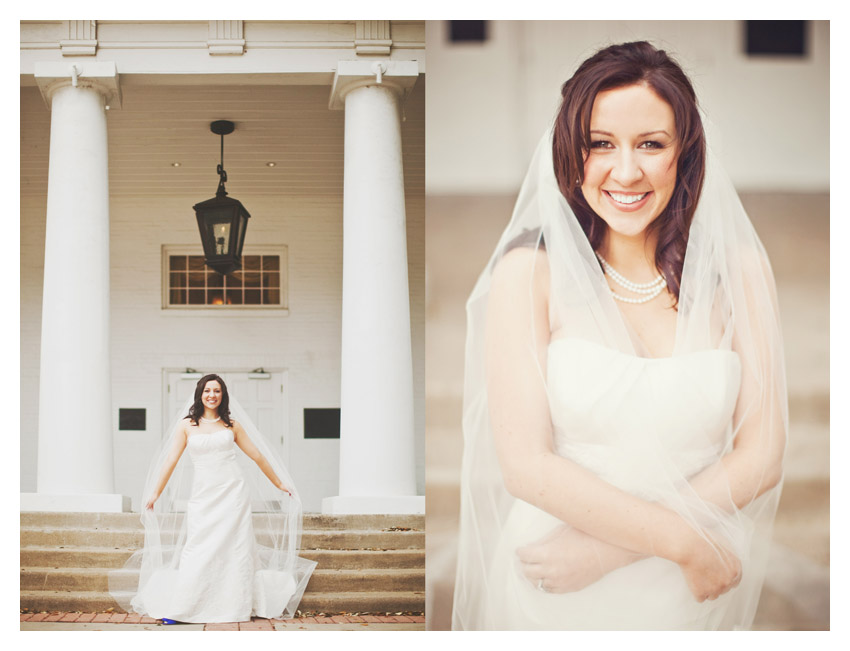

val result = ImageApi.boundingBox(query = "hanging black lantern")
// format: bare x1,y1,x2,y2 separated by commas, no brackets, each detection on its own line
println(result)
193,120,250,275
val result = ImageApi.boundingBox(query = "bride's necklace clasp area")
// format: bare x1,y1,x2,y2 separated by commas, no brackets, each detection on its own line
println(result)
595,251,667,304
200,415,221,423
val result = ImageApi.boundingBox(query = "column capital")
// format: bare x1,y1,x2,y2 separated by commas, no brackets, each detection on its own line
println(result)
329,60,419,111
34,61,122,110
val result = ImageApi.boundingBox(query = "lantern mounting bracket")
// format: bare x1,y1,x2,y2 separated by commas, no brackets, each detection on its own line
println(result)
210,120,235,197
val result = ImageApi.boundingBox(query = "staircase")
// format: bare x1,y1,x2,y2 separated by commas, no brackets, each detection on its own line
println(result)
20,512,424,615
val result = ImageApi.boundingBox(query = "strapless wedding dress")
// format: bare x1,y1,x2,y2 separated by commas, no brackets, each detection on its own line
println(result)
132,429,297,623
487,338,742,630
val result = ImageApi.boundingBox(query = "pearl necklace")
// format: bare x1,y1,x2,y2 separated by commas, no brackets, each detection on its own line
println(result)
595,252,667,304
200,416,221,423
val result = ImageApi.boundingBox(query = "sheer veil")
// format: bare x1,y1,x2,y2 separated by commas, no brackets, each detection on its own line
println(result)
109,392,316,619
452,129,788,630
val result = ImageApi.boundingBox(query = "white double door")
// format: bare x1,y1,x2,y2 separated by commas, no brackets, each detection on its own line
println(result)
166,370,289,468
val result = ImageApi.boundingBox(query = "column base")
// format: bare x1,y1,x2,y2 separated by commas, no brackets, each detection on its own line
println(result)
321,495,425,515
21,493,131,513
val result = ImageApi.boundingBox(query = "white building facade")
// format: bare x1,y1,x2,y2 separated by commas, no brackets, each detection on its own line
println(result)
20,20,426,514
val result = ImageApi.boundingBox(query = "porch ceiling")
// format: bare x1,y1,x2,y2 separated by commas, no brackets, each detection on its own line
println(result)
20,79,424,199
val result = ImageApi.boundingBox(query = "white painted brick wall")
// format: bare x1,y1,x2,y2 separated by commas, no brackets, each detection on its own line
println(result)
21,192,425,513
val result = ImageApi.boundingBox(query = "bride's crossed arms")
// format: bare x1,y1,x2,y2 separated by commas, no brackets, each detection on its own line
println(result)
486,246,785,603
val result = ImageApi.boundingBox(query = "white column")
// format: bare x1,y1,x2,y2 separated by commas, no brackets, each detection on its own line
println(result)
323,61,424,514
22,62,128,513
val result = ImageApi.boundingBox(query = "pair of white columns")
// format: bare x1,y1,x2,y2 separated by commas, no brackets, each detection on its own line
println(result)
23,60,423,514
22,63,127,512
323,61,424,514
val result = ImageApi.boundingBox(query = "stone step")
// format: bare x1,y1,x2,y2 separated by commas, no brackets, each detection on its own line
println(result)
307,569,423,593
21,567,424,593
20,511,424,532
21,546,424,570
301,591,425,615
20,527,424,551
20,590,425,616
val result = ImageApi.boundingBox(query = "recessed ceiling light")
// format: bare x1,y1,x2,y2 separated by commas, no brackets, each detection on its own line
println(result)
171,162,182,167
266,162,276,167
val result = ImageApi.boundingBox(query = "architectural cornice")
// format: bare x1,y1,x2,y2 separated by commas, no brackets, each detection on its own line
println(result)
207,20,245,56
354,21,392,55
20,21,426,81
59,20,97,57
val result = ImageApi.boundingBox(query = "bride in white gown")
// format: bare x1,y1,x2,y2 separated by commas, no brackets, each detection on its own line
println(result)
109,374,316,623
452,42,788,630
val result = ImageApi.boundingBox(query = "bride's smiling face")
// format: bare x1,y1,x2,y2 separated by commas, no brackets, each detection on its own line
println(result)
202,380,222,411
581,83,678,239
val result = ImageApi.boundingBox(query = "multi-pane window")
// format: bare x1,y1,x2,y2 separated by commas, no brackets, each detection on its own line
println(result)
164,249,286,309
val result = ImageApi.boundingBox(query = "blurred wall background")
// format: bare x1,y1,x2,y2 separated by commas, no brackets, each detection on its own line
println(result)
426,20,829,194
425,20,829,631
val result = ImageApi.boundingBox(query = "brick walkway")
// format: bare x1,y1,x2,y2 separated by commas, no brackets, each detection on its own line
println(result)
20,612,425,630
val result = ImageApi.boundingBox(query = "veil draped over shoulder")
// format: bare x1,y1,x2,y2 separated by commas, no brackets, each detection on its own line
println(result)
108,393,316,620
452,130,788,630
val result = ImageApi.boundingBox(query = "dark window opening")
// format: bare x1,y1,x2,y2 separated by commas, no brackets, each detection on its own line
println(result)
745,20,807,56
304,408,340,439
119,408,146,431
449,20,488,43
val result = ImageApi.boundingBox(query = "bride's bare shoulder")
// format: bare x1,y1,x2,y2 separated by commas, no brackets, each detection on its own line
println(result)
491,245,550,296
178,417,193,437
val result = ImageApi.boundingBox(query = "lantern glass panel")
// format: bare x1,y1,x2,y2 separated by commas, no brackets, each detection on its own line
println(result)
235,212,248,257
213,222,230,255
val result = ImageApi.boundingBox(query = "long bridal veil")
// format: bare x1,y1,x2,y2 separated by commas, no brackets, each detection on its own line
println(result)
108,394,316,619
452,130,788,630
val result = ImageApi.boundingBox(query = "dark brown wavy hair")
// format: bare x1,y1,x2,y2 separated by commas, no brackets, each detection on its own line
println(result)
553,41,706,304
186,373,233,427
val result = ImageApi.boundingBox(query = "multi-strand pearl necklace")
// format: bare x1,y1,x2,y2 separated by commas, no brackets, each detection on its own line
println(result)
200,416,220,423
595,252,667,304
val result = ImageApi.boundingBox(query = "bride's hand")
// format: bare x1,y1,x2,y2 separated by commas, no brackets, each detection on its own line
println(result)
144,494,159,510
516,525,610,593
677,530,742,602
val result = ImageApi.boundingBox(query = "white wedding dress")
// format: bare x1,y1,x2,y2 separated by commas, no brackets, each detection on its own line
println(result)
486,338,743,630
132,428,297,623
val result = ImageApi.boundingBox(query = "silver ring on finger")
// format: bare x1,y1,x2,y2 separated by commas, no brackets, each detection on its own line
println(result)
537,579,547,593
